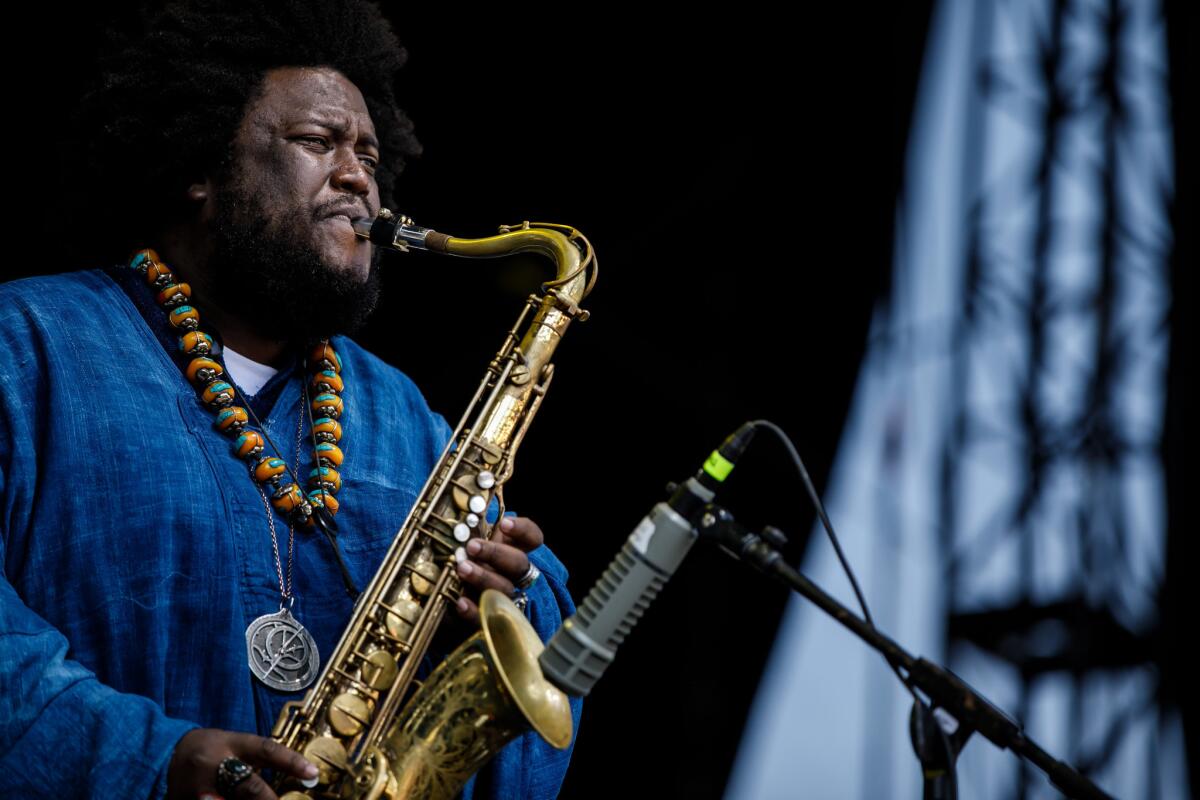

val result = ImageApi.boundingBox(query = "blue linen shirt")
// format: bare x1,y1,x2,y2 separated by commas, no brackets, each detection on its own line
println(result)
0,268,582,798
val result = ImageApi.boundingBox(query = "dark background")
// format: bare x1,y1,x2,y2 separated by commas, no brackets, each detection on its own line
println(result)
8,3,1192,796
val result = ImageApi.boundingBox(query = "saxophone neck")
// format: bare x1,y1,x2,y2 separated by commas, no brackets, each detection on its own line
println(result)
356,211,596,312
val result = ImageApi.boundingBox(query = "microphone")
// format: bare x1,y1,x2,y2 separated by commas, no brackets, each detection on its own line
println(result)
538,423,756,696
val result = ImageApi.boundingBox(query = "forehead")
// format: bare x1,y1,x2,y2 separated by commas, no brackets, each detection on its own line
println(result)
241,66,375,134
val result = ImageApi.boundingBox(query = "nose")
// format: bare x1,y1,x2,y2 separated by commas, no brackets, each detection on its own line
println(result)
330,147,372,196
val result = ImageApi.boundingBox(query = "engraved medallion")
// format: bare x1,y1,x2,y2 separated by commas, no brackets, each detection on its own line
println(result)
246,608,319,691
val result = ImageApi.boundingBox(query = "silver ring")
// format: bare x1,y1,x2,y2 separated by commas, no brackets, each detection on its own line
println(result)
216,756,254,794
512,593,528,613
515,561,541,591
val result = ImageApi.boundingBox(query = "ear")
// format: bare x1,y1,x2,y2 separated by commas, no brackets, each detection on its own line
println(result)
186,177,213,204
185,176,220,225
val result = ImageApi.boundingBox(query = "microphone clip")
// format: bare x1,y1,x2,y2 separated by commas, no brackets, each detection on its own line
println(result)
695,503,789,574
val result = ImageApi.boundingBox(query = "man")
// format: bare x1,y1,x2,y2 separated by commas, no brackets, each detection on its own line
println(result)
0,2,581,798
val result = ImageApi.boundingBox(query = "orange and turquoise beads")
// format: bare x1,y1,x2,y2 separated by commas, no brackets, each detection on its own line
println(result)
128,247,349,528
186,357,223,384
311,392,343,419
271,482,306,514
314,442,343,467
308,489,339,516
144,260,173,288
180,331,214,356
201,381,235,407
169,305,200,331
156,282,191,308
235,431,265,459
216,406,249,433
304,344,346,525
310,341,342,373
309,465,342,493
311,369,344,394
254,456,288,483
305,341,345,523
313,417,342,443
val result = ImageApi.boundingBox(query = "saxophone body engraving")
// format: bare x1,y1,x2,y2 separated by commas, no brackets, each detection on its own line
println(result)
272,213,595,799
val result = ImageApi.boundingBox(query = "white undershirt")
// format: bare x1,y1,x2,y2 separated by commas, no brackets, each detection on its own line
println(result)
222,345,280,397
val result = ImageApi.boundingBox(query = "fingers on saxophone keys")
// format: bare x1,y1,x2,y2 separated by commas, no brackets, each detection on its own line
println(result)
228,733,318,787
456,556,516,597
498,515,545,551
465,538,530,581
456,595,480,625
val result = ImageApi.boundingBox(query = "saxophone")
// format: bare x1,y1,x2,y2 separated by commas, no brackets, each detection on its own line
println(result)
271,210,596,800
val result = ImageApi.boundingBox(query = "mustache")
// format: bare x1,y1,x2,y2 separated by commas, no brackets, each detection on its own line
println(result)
316,199,372,221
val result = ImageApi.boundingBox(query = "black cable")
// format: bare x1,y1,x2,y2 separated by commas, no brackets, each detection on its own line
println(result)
751,419,921,703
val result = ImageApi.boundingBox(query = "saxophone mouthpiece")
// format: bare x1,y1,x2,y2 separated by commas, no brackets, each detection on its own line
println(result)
355,208,444,254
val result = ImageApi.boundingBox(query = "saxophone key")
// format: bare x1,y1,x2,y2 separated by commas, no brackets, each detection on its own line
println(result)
408,557,442,597
301,735,348,788
475,440,504,465
333,665,375,693
410,573,433,596
360,648,399,690
417,517,459,552
328,691,374,737
382,595,422,638
449,481,476,512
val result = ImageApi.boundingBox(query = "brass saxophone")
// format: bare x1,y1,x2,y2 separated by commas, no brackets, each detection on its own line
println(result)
271,210,596,800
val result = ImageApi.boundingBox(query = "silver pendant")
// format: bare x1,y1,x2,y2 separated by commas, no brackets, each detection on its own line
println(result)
245,607,319,691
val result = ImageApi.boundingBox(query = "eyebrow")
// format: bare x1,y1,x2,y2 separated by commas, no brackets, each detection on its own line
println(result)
300,116,380,151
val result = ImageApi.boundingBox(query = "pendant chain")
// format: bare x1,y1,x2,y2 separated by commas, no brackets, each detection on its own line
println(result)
252,397,308,605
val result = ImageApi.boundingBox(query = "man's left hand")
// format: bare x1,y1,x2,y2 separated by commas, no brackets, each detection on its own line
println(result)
455,515,544,625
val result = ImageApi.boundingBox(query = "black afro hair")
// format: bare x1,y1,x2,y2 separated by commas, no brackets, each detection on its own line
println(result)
70,0,420,262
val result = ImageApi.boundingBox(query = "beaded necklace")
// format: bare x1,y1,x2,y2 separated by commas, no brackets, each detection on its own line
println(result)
129,247,348,691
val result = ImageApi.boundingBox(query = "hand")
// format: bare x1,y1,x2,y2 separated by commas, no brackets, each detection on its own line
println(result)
166,728,318,800
454,515,544,625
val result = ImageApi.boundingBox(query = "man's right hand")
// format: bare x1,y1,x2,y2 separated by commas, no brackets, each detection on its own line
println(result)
166,728,318,800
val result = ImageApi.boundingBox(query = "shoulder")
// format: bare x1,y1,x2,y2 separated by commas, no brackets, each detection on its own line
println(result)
0,270,133,380
0,270,121,327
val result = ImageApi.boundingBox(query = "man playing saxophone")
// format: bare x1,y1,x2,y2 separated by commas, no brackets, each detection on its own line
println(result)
0,1,582,797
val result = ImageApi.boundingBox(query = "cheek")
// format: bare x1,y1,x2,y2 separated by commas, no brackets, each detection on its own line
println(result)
258,145,320,195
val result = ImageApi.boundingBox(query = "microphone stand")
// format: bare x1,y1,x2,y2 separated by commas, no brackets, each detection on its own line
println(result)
695,504,1113,800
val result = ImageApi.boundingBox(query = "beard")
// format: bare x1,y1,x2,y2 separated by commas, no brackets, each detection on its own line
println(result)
204,182,383,346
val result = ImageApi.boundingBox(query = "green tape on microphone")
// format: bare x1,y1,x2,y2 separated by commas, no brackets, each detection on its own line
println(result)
703,450,735,482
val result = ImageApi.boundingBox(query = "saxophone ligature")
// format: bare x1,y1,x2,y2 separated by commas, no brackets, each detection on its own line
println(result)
270,209,597,799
